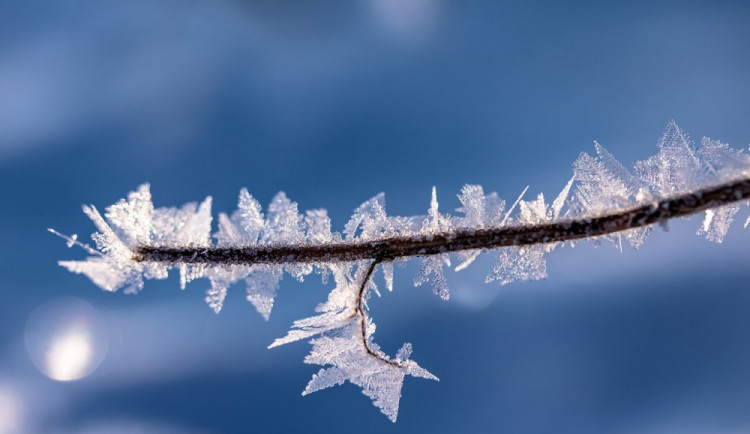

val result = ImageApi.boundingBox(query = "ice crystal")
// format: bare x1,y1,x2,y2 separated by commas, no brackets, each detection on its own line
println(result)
302,321,437,423
268,260,438,421
269,263,360,348
635,120,705,195
304,209,335,244
54,121,750,422
572,143,651,248
634,122,748,243
58,185,213,294
486,179,572,285
414,188,452,300
344,193,393,241
693,137,746,242
454,185,506,271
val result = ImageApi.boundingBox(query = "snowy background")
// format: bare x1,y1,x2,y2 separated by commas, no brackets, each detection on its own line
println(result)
2,0,750,432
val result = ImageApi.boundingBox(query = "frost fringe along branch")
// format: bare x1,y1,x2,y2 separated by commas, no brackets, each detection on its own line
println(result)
53,121,750,422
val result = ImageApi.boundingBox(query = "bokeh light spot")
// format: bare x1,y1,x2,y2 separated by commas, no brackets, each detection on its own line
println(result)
25,297,108,382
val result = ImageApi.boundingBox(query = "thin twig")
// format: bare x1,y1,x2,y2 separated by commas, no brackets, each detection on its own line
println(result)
351,259,402,367
134,177,750,267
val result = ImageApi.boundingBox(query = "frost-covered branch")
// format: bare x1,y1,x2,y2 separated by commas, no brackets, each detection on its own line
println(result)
135,176,750,267
52,121,750,422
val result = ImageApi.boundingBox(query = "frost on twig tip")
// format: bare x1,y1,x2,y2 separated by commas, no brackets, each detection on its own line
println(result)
53,122,750,421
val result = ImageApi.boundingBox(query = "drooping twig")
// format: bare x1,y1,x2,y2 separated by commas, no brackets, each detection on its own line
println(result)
351,259,404,367
135,176,750,267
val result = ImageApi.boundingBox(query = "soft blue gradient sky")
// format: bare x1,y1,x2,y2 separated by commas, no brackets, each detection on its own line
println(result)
1,1,749,433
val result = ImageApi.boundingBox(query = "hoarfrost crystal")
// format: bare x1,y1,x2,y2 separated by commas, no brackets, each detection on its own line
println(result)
414,187,452,300
302,321,437,423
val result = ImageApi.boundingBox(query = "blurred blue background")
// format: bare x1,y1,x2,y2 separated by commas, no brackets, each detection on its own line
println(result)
1,0,750,432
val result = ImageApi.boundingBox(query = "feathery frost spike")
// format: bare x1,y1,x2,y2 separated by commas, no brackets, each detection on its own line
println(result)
245,265,283,321
382,261,394,292
301,321,437,422
48,229,100,256
573,152,631,213
262,192,305,245
237,188,264,243
173,197,213,289
486,180,571,285
697,207,737,243
487,202,548,285
697,137,747,175
215,213,243,246
304,209,334,244
414,256,450,300
635,120,704,196
414,187,451,300
59,258,139,293
344,193,392,240
552,176,574,220
83,205,132,259
208,189,266,313
486,246,547,285
454,185,506,271
457,185,486,228
594,141,648,197
572,144,650,248
264,192,312,284
692,137,746,242
269,263,359,348
104,183,154,246
205,277,228,314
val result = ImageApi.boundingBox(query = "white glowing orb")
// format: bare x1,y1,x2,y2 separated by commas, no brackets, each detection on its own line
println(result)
25,297,108,382
45,329,94,381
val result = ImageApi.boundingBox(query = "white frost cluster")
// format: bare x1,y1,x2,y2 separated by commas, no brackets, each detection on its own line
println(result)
54,121,750,421
58,184,213,294
302,321,437,423
572,120,749,245
267,262,438,421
